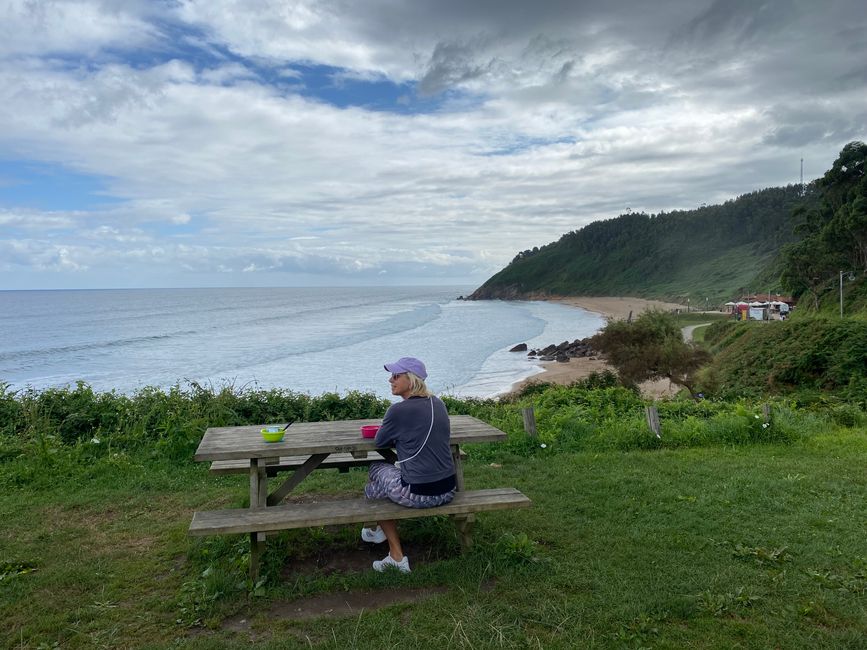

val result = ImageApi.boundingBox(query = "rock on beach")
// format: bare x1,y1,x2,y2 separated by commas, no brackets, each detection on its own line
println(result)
527,337,600,361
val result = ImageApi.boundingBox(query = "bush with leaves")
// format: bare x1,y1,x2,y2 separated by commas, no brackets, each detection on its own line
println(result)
591,310,711,397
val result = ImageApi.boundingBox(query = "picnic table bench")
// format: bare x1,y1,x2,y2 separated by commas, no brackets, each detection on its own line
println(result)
209,449,467,476
191,416,529,579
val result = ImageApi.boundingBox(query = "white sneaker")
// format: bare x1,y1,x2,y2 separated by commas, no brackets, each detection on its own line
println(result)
361,526,387,544
373,553,410,573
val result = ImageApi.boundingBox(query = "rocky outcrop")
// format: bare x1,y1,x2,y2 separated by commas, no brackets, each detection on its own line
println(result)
467,285,541,300
526,337,601,362
509,343,528,352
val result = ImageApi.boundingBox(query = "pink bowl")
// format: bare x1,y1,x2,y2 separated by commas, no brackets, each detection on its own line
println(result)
360,425,380,438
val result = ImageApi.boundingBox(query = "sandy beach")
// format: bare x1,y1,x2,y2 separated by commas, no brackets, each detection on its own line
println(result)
509,296,687,398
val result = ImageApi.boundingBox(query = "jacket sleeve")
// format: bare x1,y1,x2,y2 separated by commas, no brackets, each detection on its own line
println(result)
374,404,400,448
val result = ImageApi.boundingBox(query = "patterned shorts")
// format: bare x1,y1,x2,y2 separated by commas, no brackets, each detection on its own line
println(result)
364,461,455,509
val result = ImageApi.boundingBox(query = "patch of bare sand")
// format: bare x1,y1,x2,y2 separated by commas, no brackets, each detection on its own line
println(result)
550,295,686,321
509,296,686,399
512,358,678,399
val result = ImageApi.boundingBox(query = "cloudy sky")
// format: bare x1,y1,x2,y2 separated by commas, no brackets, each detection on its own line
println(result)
1,0,865,290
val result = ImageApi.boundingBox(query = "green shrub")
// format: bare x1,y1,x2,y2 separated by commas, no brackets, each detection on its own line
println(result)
705,317,867,399
1,381,390,461
0,380,861,470
828,403,867,428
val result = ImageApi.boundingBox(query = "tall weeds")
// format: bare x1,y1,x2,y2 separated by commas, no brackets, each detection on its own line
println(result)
1,378,864,474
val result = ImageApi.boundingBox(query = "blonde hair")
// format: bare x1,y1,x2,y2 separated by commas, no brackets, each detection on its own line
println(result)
405,372,433,398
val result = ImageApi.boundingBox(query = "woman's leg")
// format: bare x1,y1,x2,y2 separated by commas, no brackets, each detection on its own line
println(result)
378,519,404,561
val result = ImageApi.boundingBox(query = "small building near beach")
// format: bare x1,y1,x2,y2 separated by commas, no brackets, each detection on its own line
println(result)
724,294,795,320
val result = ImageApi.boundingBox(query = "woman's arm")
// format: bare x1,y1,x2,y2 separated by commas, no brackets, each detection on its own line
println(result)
374,404,401,447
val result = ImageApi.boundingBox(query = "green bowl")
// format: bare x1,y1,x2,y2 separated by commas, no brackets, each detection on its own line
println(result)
261,427,284,443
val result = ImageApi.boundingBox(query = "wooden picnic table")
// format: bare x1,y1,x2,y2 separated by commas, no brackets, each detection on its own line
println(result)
191,415,529,579
195,415,507,503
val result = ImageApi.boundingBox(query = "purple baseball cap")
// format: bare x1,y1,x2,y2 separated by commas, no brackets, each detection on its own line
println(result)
384,357,427,380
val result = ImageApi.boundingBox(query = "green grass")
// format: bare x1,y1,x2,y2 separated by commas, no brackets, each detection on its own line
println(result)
673,312,730,327
2,427,865,648
700,317,867,402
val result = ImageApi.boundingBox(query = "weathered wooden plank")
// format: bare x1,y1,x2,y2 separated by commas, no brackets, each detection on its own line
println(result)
644,405,661,438
190,488,530,536
522,407,537,437
210,453,376,475
211,449,463,475
194,415,506,461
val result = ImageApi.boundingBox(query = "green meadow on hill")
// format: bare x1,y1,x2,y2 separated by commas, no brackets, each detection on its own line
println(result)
1,381,866,649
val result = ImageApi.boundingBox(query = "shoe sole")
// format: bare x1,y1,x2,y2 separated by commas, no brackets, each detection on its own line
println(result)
373,564,410,573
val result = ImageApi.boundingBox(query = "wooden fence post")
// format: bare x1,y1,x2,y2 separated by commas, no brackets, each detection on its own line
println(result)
644,405,661,438
522,407,537,437
762,403,771,423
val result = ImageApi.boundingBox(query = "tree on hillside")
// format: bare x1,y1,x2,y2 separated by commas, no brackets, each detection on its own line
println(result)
469,185,806,302
591,310,711,398
781,141,867,302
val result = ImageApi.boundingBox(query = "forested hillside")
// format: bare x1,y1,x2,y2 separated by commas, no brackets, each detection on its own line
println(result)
469,185,813,304
780,141,867,313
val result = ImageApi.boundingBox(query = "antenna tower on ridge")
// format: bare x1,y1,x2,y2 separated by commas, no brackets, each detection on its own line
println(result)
800,157,804,196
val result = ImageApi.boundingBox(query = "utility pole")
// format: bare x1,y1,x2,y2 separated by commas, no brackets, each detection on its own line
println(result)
800,158,804,196
840,271,844,317
840,271,855,317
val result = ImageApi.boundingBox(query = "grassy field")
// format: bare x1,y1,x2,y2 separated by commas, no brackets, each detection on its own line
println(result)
2,426,865,649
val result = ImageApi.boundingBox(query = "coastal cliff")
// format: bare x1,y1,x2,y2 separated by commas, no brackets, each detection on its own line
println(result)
468,185,810,304
470,142,867,320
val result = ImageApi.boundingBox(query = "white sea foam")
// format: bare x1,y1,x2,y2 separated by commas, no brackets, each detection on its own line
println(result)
0,287,605,399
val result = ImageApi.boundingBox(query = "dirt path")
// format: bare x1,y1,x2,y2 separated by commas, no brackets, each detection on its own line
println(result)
682,323,711,342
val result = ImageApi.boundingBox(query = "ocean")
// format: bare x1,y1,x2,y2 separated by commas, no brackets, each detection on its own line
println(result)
0,287,605,399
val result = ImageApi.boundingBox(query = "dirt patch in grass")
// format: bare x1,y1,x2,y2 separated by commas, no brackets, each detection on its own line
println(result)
222,579,495,630
280,537,459,575
225,586,450,628
219,538,496,627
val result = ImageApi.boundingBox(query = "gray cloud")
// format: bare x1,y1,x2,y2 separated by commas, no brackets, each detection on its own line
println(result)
669,0,797,48
1,0,865,288
418,39,499,96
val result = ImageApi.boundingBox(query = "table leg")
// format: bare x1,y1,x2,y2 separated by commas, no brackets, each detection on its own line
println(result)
451,445,465,491
249,458,268,508
267,453,329,506
249,532,263,583
450,444,474,548
456,514,476,550
249,459,267,581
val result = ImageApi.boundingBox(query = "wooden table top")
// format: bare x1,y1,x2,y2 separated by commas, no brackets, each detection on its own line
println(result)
194,415,507,461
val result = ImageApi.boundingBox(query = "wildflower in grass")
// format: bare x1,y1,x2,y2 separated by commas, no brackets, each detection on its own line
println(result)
540,443,547,449
91,437,100,444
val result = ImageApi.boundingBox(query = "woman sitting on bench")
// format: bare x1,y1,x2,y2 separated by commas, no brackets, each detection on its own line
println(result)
362,357,456,573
